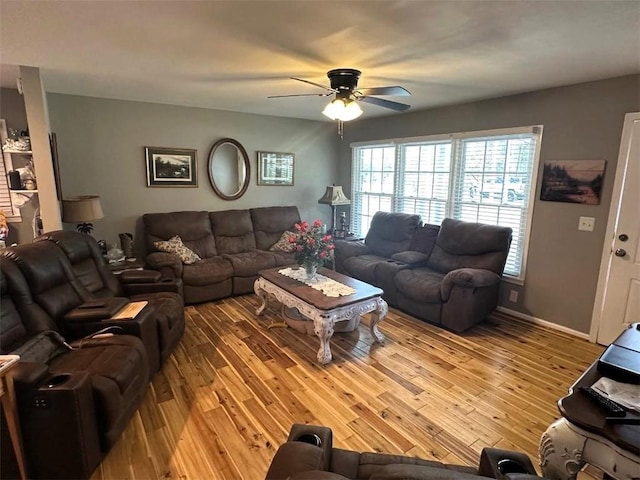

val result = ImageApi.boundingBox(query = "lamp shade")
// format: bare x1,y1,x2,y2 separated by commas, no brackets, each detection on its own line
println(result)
61,195,104,223
318,185,351,206
322,99,363,122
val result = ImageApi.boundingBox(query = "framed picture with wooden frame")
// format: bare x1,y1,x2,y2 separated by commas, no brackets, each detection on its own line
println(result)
257,151,294,186
145,146,198,187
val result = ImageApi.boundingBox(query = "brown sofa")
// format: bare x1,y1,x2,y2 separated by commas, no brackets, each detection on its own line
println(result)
266,424,539,480
335,213,512,332
0,234,185,478
143,205,301,304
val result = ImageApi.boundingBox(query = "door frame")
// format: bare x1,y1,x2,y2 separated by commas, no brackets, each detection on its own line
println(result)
589,112,640,343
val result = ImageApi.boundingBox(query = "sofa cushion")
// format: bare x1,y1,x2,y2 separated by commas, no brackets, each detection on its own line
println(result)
394,268,444,303
251,206,302,251
365,212,422,258
270,231,297,252
210,210,257,254
428,219,512,274
343,254,388,285
369,464,483,480
144,211,218,258
182,257,234,286
390,251,429,266
223,251,277,277
409,224,440,257
154,235,201,264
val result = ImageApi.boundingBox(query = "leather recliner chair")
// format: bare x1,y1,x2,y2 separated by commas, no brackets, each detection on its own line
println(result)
266,424,541,480
1,239,162,375
35,230,185,367
0,258,150,479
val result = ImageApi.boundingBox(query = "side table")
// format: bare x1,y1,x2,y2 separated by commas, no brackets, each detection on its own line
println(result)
0,355,27,479
539,324,640,479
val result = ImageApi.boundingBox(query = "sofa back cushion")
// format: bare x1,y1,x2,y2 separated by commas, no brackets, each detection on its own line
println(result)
0,266,27,353
37,230,121,297
427,218,512,275
409,224,440,257
251,206,301,251
210,209,256,254
143,211,218,258
365,212,422,258
0,244,80,332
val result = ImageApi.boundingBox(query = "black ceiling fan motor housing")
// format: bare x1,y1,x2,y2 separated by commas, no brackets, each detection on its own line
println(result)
327,68,361,94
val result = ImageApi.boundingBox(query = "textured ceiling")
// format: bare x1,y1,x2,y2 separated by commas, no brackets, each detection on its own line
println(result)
1,1,639,121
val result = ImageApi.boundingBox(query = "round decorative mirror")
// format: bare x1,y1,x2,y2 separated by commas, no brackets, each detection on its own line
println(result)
207,138,250,201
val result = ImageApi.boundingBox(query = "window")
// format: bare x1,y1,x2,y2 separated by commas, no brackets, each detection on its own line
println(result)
351,126,542,281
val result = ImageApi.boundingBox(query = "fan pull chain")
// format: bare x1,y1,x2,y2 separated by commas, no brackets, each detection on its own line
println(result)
338,120,344,139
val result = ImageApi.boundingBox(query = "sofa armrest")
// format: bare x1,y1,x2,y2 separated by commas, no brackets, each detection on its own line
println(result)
265,442,328,480
335,240,370,258
12,362,49,391
123,278,184,297
119,269,162,284
441,268,501,301
390,251,429,267
145,251,184,278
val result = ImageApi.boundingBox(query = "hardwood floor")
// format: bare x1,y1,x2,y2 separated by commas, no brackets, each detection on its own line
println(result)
92,295,603,479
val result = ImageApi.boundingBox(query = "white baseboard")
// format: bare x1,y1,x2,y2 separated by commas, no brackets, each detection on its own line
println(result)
495,306,591,341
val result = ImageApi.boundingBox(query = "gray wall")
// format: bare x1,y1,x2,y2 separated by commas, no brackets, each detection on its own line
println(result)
339,75,640,334
47,94,338,255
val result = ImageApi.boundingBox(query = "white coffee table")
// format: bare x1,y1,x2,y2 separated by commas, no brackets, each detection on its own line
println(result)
254,267,387,364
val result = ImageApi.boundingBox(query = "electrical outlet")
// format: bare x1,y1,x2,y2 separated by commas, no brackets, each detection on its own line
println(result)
509,290,518,303
578,216,595,231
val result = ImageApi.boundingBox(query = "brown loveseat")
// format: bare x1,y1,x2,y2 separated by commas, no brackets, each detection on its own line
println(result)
335,212,512,332
0,234,184,478
143,205,301,304
266,424,539,480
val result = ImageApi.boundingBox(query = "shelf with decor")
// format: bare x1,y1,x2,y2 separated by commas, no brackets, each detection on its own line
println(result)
1,119,42,238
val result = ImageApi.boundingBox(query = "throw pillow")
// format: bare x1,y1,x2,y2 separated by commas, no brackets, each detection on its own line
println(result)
269,231,297,252
154,235,201,264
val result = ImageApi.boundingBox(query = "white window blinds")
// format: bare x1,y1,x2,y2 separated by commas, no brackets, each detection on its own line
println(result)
351,127,542,281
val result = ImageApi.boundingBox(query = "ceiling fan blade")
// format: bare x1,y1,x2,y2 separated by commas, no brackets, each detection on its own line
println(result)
357,86,411,97
359,96,411,112
268,93,333,98
291,77,336,93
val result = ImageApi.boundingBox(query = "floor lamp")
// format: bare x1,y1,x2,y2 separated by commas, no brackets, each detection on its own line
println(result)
318,185,351,234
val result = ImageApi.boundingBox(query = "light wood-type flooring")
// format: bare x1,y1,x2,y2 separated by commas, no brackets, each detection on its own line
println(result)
92,295,603,479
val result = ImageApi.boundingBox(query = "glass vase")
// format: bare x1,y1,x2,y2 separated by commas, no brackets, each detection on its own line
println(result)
303,262,318,281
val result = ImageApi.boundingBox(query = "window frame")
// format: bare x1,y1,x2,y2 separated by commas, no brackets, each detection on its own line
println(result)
350,125,543,284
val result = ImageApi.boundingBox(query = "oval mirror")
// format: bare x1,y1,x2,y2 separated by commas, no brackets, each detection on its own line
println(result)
207,138,250,201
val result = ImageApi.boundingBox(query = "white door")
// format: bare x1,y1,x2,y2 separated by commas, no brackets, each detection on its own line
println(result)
592,112,640,345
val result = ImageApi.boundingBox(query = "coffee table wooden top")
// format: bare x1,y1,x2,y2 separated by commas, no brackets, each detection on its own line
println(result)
258,267,383,311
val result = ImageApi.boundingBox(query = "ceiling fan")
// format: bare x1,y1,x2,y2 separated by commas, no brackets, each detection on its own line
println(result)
268,68,411,122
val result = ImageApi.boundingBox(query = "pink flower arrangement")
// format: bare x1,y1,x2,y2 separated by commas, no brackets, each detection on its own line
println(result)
289,220,334,268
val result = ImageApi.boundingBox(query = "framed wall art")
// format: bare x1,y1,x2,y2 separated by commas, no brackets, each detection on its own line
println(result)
145,146,197,187
257,151,294,186
540,159,606,205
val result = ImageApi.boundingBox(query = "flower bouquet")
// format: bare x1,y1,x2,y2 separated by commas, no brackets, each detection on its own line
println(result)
289,220,334,280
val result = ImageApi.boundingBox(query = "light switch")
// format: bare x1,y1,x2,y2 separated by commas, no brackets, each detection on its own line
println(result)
578,216,595,231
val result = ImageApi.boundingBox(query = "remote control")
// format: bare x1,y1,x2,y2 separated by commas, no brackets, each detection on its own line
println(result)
579,386,626,417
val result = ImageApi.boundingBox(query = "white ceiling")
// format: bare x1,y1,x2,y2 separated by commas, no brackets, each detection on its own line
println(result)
1,1,639,122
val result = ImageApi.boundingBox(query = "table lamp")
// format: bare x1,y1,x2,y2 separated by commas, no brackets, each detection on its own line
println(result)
61,195,104,234
318,185,351,234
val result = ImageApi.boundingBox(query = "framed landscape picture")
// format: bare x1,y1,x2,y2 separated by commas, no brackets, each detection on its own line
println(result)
540,159,606,205
257,151,294,186
145,147,197,187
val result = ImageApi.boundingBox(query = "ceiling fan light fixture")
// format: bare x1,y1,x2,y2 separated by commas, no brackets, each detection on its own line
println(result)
322,98,362,121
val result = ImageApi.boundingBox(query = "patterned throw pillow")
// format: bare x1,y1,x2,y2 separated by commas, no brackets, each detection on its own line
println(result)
269,231,297,252
153,235,201,264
